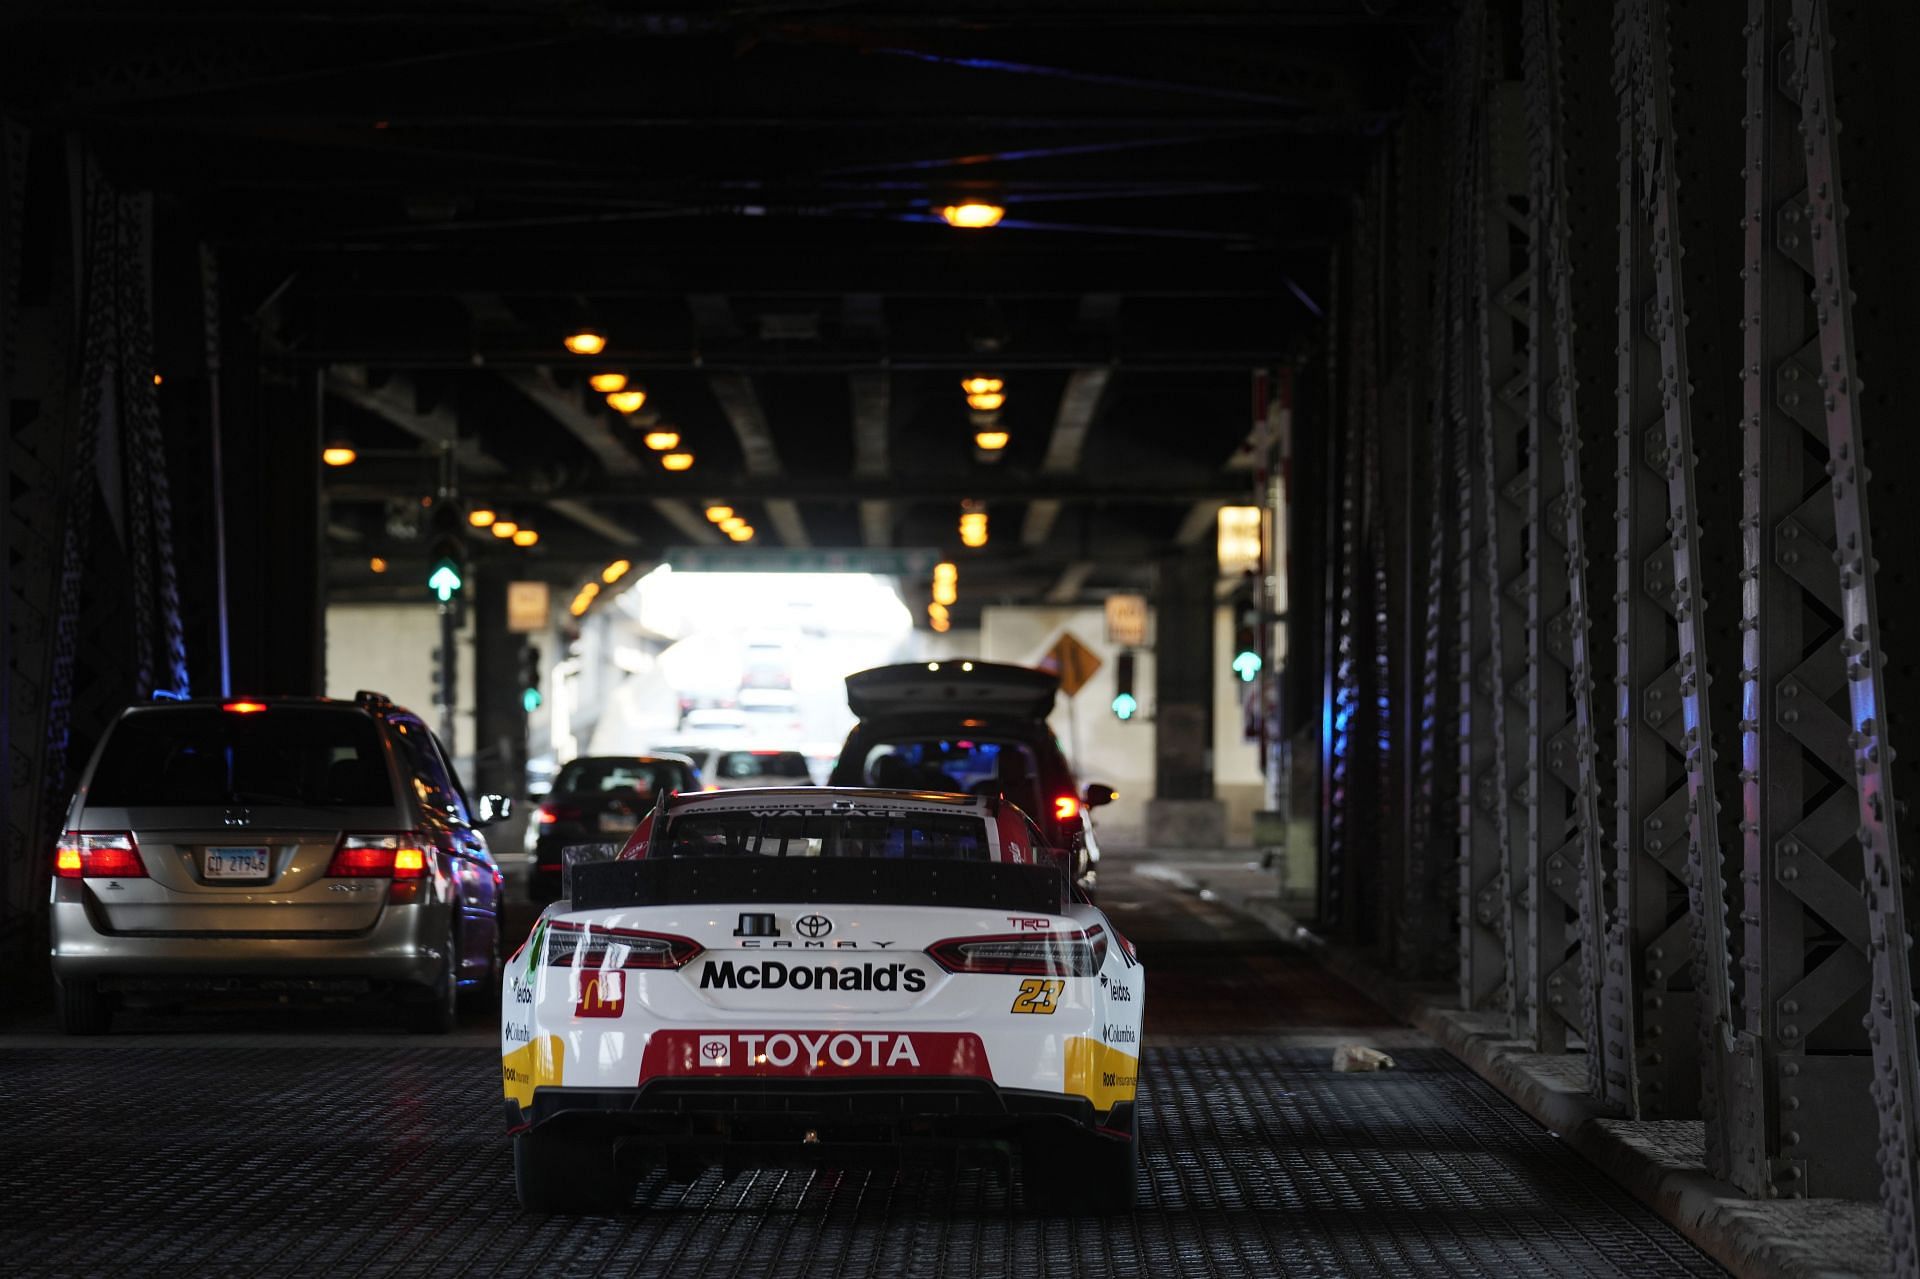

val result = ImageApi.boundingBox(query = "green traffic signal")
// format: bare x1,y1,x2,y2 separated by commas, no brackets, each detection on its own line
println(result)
1232,649,1261,682
1111,691,1139,720
522,687,543,713
428,558,464,602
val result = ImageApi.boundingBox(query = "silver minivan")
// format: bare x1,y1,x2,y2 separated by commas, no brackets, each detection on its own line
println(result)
50,692,510,1034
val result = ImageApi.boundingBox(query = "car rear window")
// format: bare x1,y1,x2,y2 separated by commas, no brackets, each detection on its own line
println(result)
86,707,393,808
717,750,811,781
660,811,990,861
553,759,690,797
859,738,1042,806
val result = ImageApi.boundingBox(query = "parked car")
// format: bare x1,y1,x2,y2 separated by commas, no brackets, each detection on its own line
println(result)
502,786,1143,1214
526,753,700,902
49,691,511,1035
827,661,1114,886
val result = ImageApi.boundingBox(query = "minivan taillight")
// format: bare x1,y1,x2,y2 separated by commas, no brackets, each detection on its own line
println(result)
328,834,429,880
537,802,581,825
55,832,146,879
542,920,701,969
928,929,1106,977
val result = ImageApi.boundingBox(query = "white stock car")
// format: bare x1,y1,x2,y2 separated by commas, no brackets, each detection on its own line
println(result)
501,787,1144,1214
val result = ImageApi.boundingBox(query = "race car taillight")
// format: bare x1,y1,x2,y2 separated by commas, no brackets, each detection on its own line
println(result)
928,928,1106,977
328,834,429,880
536,803,581,825
542,920,702,970
54,832,146,879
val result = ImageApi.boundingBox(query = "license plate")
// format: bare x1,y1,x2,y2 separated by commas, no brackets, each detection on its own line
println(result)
205,846,270,879
597,812,634,834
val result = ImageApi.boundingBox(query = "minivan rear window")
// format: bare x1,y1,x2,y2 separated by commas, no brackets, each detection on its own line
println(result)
86,707,393,808
717,750,811,781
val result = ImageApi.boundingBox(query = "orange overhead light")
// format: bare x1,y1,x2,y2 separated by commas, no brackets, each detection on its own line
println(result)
369,557,388,574
321,445,357,467
960,376,1003,396
705,505,734,523
606,389,647,413
661,452,694,472
512,529,539,547
468,508,496,528
933,561,957,580
933,578,957,607
643,430,681,451
491,521,519,539
589,372,628,393
959,508,988,548
928,601,950,623
930,615,952,633
602,559,631,584
940,202,1004,229
973,430,1009,451
720,516,746,533
152,373,164,386
726,524,754,542
966,391,1007,412
563,329,607,355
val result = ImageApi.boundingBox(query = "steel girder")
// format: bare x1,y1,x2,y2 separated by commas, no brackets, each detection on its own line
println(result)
1473,60,1534,1038
1787,0,1920,1253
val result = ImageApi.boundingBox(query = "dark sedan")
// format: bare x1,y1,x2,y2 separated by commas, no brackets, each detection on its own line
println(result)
526,754,699,902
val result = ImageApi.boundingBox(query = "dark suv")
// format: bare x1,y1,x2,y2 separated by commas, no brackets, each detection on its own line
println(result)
49,691,510,1034
826,661,1114,884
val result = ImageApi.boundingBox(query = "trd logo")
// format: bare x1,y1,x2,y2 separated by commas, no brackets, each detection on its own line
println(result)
1007,916,1051,932
575,971,625,1018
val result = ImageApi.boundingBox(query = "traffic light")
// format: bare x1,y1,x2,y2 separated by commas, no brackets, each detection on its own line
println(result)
1231,583,1261,683
428,556,463,602
426,513,466,603
1111,650,1138,721
519,645,543,713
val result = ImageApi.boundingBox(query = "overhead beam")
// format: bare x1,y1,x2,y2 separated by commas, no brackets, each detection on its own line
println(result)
693,293,808,548
329,473,1245,504
1022,367,1112,545
1043,561,1097,604
500,367,718,547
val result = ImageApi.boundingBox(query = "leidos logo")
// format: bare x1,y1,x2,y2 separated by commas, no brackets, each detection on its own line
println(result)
575,971,624,1018
699,959,928,994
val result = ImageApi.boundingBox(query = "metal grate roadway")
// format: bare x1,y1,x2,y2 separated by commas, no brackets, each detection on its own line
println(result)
0,1040,1721,1277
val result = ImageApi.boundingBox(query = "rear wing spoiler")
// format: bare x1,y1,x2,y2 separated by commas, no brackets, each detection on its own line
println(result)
570,856,1066,915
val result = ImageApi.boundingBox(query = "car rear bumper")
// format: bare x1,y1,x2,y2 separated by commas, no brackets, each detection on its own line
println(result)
507,1079,1134,1157
48,895,447,987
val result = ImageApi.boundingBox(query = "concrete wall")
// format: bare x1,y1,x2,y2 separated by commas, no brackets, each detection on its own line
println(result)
324,603,476,765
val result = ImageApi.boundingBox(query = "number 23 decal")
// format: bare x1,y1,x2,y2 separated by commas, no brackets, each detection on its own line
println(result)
1011,978,1065,1014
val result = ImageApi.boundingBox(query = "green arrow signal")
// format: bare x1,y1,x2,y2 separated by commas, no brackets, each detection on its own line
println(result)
428,560,463,602
1232,650,1261,682
1111,691,1138,720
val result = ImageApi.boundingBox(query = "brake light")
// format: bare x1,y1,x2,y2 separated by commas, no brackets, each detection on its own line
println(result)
55,832,146,879
223,701,268,714
929,930,1104,977
1054,795,1080,821
329,834,429,879
543,920,701,970
537,803,581,825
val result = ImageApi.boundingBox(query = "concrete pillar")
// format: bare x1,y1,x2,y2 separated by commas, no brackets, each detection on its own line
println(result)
471,569,527,801
1148,537,1225,848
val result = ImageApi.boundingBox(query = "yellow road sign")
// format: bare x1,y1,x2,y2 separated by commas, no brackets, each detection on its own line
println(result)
1044,630,1103,698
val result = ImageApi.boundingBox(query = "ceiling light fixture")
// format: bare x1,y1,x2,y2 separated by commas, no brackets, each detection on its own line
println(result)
966,391,1007,412
727,524,754,542
491,520,519,539
563,329,607,355
512,528,539,547
705,505,734,523
369,557,388,574
468,508,496,528
321,442,357,467
973,430,1010,451
589,372,628,393
959,503,988,548
719,516,746,533
602,559,631,584
606,389,647,413
961,376,1004,396
642,430,681,451
661,452,694,472
940,203,1005,229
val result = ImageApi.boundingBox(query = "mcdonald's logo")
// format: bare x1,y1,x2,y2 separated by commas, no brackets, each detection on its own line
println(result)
575,970,625,1018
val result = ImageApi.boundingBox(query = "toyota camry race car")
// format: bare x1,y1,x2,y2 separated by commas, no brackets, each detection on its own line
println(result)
501,787,1144,1214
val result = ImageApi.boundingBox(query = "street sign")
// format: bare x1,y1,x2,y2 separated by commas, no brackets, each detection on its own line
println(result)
666,547,942,575
1040,630,1102,698
1104,594,1148,646
507,581,550,633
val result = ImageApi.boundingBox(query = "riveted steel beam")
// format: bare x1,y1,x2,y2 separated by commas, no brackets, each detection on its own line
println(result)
1791,0,1920,1253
